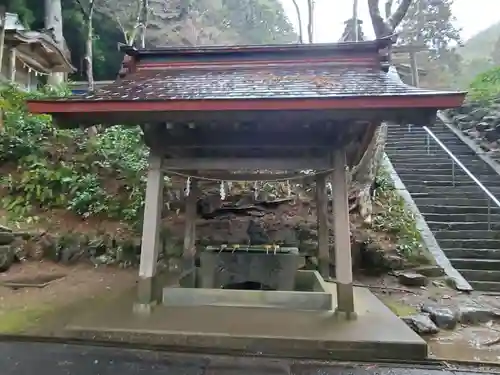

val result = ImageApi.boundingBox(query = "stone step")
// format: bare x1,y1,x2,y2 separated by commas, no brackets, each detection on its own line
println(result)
402,180,500,190
386,138,460,144
390,162,488,170
458,269,500,282
414,198,490,207
423,213,500,223
386,151,477,158
401,179,499,189
403,180,493,188
394,168,493,176
388,156,481,164
428,222,500,231
468,281,500,292
434,230,500,240
419,205,500,215
444,248,500,259
385,145,475,152
439,239,500,249
386,141,467,147
407,185,500,195
450,258,500,270
387,131,455,137
417,192,496,200
386,139,471,146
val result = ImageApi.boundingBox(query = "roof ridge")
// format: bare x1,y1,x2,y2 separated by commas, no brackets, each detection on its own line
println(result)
121,38,394,58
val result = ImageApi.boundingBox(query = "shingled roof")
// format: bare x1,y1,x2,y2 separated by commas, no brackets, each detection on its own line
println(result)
53,64,451,102
27,38,465,121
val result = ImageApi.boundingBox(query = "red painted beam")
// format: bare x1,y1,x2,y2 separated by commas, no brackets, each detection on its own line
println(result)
27,94,466,114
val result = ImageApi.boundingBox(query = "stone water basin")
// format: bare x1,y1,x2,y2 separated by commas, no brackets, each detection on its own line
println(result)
162,269,333,311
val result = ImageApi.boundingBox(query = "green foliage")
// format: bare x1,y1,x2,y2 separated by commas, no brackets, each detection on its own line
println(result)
0,86,148,229
397,0,462,61
371,168,424,259
4,0,296,81
468,66,500,103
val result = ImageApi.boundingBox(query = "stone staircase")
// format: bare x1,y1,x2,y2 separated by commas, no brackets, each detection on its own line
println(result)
386,121,500,292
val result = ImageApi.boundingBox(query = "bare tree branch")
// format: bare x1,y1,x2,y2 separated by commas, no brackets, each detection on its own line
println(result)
368,0,390,38
75,0,90,18
368,0,412,38
387,0,412,29
291,0,303,43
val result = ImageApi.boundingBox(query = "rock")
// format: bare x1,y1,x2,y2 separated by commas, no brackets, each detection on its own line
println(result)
481,115,499,125
458,306,498,325
10,237,28,262
476,121,491,132
421,304,458,330
0,245,14,272
412,265,445,278
268,227,299,247
402,314,439,335
465,128,481,139
432,280,446,288
469,108,489,121
0,232,14,246
383,254,405,270
0,224,12,233
246,219,270,245
398,272,428,287
484,128,500,142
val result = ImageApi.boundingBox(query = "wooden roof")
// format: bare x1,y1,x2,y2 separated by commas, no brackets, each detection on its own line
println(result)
26,37,465,127
3,14,74,75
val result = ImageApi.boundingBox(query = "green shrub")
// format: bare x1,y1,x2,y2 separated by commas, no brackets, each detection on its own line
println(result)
468,66,500,103
0,85,149,229
371,168,424,258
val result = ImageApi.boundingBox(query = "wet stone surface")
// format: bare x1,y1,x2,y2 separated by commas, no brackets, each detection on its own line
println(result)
0,342,493,375
457,306,499,325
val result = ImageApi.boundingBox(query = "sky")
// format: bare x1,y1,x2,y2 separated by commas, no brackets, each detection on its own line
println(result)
279,0,499,43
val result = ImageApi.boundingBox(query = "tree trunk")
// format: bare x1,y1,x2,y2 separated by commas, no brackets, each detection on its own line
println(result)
0,6,6,77
307,0,314,43
45,0,65,86
0,7,6,132
291,0,303,44
352,0,359,41
83,0,97,137
350,0,412,224
139,0,148,48
84,6,95,91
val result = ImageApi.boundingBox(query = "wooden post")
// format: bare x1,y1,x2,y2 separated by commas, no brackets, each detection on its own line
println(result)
333,148,356,319
315,173,329,279
136,152,164,309
409,51,419,87
182,177,198,286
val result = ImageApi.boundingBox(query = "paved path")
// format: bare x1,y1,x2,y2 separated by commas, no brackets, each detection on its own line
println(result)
0,342,495,375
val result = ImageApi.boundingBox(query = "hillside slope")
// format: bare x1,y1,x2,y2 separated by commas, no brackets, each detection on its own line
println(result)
459,22,500,61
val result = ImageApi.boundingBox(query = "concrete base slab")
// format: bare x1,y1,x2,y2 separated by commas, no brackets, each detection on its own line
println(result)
64,284,427,361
